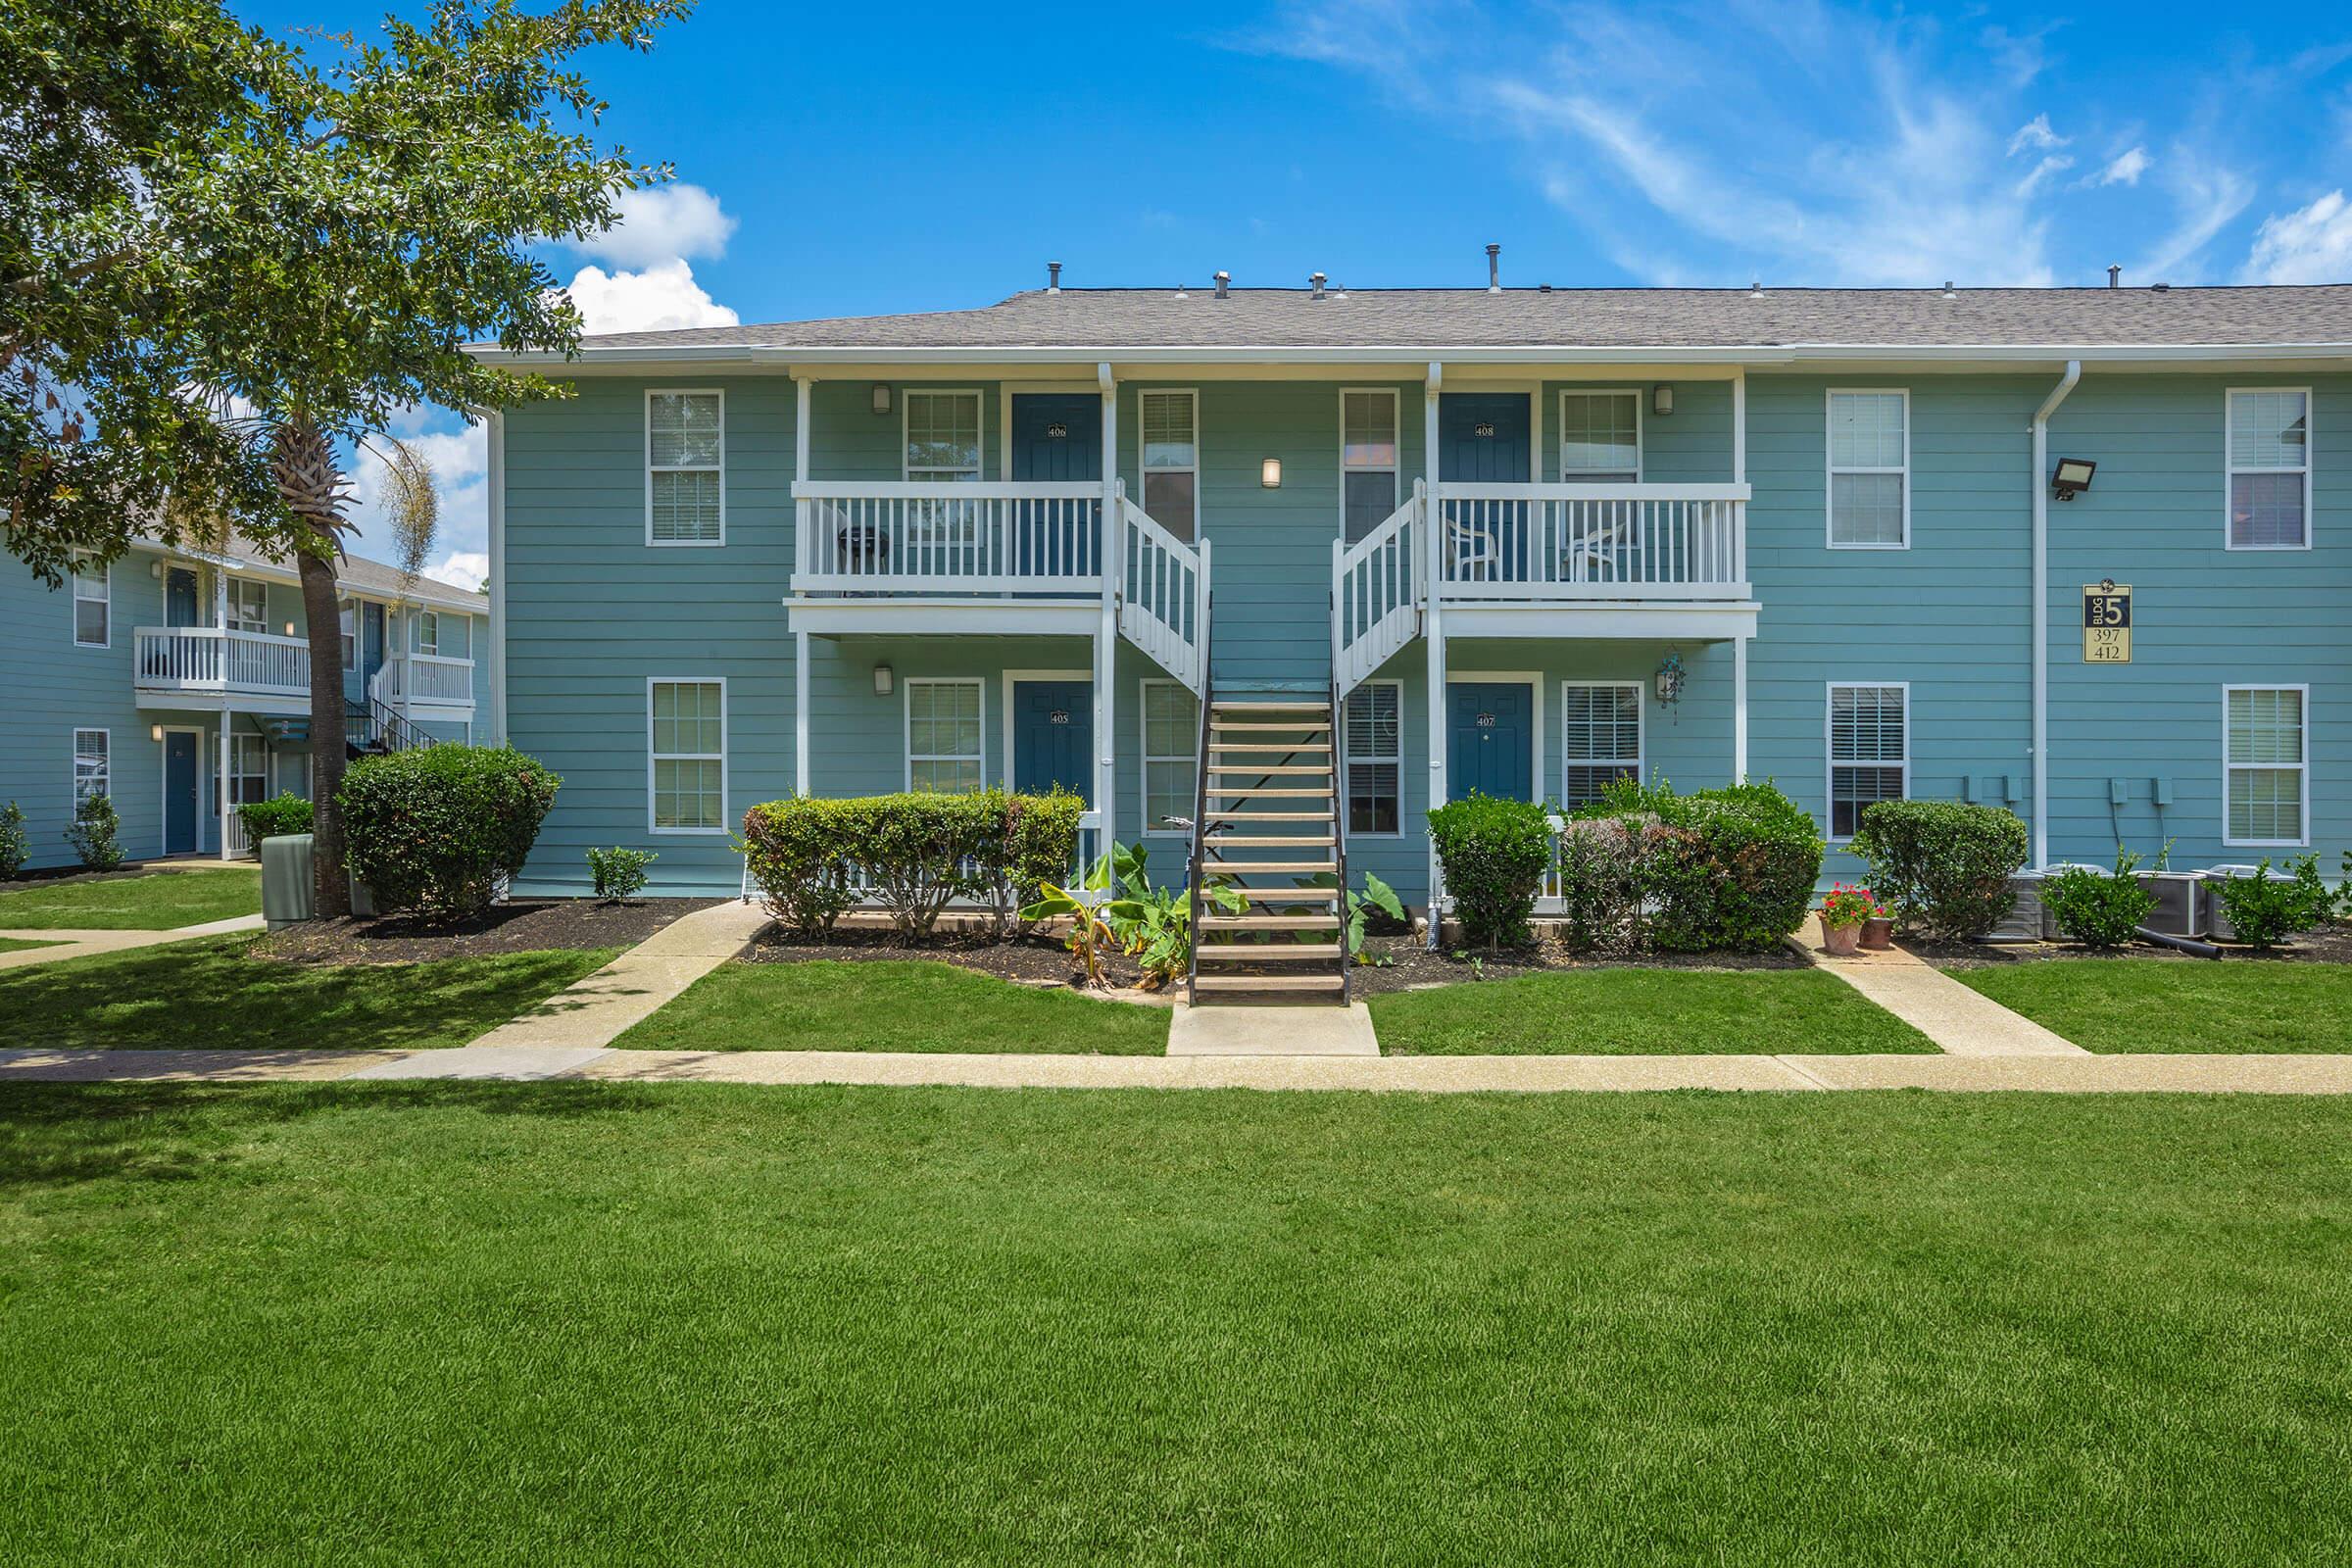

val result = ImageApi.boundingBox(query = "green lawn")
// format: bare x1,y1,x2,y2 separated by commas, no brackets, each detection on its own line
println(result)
1369,967,1937,1054
0,866,261,929
0,935,619,1053
2,1086,2347,1564
613,957,1171,1053
1951,958,2352,1053
0,937,63,954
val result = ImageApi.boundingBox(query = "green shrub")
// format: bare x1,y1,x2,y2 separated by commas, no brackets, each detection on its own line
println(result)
1428,793,1554,951
235,792,313,848
2042,851,2156,951
1847,800,2029,940
67,793,123,870
0,801,25,880
339,746,560,920
586,846,656,903
1556,779,1824,954
2218,856,2333,953
742,789,1087,942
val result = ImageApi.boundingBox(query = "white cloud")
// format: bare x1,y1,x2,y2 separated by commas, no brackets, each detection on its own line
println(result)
348,419,491,560
2008,114,2068,155
2016,155,2077,197
427,552,490,593
570,183,739,270
2243,190,2352,283
2132,155,2254,281
2098,146,2152,186
564,260,741,335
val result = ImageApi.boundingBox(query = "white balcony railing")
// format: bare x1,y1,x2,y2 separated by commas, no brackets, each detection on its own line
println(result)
1431,483,1749,599
793,481,1103,594
134,626,310,698
376,653,473,706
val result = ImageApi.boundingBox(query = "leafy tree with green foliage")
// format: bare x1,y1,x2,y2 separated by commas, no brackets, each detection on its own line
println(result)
4,0,688,914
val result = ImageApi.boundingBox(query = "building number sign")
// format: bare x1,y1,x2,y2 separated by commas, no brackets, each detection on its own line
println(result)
2082,581,2132,663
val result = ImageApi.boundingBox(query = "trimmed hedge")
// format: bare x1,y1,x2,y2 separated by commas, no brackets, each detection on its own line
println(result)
1428,793,1554,951
2042,853,2155,950
339,746,560,920
1557,779,1824,955
235,792,313,848
0,802,25,880
1846,800,2029,940
741,789,1087,941
68,793,123,871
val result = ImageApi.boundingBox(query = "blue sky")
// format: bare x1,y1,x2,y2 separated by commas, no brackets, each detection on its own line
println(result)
233,0,2352,582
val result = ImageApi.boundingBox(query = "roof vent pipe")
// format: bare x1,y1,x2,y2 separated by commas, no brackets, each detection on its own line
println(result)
1749,279,1763,298
1310,271,1326,300
1486,243,1501,292
1942,280,1956,298
1047,261,1062,294
1213,270,1230,299
2108,264,2122,289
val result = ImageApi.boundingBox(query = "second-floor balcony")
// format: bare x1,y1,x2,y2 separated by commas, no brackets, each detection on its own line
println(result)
134,625,311,706
794,481,1105,597
374,653,475,707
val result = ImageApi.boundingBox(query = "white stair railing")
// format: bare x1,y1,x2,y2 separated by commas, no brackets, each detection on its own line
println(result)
1117,484,1210,695
1332,482,1424,695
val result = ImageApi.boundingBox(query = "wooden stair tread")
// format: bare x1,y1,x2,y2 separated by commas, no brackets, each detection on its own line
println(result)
1207,764,1330,776
1208,743,1330,754
1211,700,1330,711
1198,944,1344,960
1205,835,1335,848
1204,858,1337,873
1212,721,1332,732
1200,913,1341,931
1194,973,1345,993
1206,787,1334,798
1225,887,1339,903
1207,810,1336,821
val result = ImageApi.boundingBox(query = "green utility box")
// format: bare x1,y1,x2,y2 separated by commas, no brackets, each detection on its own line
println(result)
262,832,315,929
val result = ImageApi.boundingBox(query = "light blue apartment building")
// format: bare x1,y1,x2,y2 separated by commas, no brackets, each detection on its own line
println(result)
0,534,486,870
477,274,2348,932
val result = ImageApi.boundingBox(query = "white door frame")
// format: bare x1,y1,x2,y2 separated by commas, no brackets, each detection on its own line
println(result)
1443,669,1545,805
157,723,207,858
1001,666,1096,797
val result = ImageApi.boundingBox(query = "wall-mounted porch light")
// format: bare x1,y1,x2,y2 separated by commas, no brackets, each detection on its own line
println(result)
150,560,164,578
1654,650,1686,707
872,662,895,697
1260,457,1283,488
284,621,296,636
1652,384,1675,416
870,383,892,416
2051,458,2096,501
150,723,164,742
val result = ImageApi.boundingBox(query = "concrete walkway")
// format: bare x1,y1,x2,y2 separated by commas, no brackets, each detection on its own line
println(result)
1168,1002,1380,1055
7,1045,2352,1092
1796,915,2089,1056
0,913,267,972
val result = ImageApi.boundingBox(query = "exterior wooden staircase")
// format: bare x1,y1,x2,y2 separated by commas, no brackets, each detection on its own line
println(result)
1187,694,1349,1004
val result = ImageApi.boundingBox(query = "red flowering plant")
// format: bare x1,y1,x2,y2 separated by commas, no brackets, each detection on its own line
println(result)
1818,884,1886,931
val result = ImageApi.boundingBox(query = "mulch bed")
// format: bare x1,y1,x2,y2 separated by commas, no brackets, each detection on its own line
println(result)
743,925,1162,996
254,897,723,965
1918,924,2352,969
0,861,249,894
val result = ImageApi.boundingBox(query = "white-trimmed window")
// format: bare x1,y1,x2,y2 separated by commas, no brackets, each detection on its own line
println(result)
906,678,983,794
415,612,440,657
648,679,726,832
2227,389,2311,550
71,553,109,646
1141,389,1199,541
1560,683,1643,808
1341,389,1399,542
1141,679,1199,834
2224,686,2309,846
73,728,109,807
904,390,983,482
1828,390,1909,548
1828,683,1908,840
1557,391,1642,482
1345,681,1402,835
226,578,269,634
647,390,724,545
338,603,357,671
220,732,269,807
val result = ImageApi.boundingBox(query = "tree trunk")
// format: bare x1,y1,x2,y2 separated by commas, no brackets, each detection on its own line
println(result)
299,548,352,917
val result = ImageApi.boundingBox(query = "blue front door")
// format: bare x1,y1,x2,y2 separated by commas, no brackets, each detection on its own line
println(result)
1012,680,1093,800
164,731,201,855
1447,683,1535,803
1439,393,1533,581
1011,395,1101,578
166,568,201,626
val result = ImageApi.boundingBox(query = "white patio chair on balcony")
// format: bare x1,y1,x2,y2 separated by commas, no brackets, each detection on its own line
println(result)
1445,515,1501,583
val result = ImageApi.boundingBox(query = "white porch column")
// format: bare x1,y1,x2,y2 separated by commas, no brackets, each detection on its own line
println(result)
1733,635,1750,783
484,409,506,744
1094,364,1119,846
218,710,233,861
1423,364,1446,938
794,630,810,797
794,374,814,798
1731,370,1751,786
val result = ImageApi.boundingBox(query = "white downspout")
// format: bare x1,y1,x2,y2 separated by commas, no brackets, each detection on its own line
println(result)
794,374,814,799
1423,361,1445,946
2031,360,2081,871
1095,362,1119,855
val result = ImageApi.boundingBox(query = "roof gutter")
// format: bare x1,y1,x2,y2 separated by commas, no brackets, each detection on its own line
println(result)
2031,359,2082,871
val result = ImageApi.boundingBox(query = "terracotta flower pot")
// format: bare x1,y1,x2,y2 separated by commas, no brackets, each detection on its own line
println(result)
1822,923,1861,956
1859,916,1894,951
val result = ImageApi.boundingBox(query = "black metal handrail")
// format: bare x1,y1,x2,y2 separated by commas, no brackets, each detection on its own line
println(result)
348,696,440,756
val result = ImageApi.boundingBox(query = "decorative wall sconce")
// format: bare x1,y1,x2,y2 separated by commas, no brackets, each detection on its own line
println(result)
1260,457,1282,488
872,663,895,697
1654,650,1687,707
1652,384,1675,416
284,621,296,637
870,383,892,416
150,724,164,742
150,560,165,578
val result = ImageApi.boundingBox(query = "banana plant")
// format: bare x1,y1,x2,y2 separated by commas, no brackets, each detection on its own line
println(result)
1018,844,1125,986
1295,870,1407,963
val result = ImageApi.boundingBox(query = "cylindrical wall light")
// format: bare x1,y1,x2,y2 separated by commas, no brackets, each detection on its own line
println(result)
1260,457,1283,488
872,663,895,697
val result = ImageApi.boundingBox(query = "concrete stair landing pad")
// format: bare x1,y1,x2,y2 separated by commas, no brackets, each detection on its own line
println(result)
1167,1001,1380,1055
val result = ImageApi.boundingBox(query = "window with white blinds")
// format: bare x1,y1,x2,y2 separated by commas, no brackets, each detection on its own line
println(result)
1341,389,1398,542
648,391,723,544
2225,686,2308,845
1141,390,1199,541
1560,683,1642,808
905,391,982,480
73,729,109,807
1141,679,1198,833
906,678,984,794
71,553,109,646
1828,683,1908,839
1346,681,1401,834
1557,391,1641,482
649,679,726,831
1828,390,1908,548
2227,390,2310,549
227,578,268,634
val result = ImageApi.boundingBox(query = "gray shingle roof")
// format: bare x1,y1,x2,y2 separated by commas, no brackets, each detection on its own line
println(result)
574,285,2352,353
194,529,486,611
